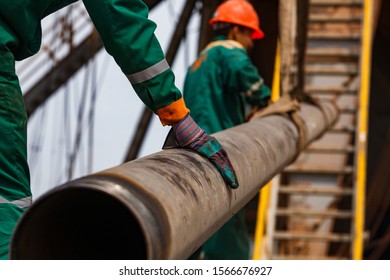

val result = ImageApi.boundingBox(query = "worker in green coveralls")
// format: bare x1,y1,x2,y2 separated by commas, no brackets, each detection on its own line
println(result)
184,0,271,259
0,0,239,260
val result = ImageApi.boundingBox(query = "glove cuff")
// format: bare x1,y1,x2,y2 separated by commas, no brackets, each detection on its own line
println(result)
156,98,190,126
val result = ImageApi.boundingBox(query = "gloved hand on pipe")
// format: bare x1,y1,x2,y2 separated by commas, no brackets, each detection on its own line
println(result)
163,114,239,189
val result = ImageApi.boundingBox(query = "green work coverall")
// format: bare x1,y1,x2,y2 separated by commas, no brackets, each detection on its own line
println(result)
0,0,186,260
184,36,271,259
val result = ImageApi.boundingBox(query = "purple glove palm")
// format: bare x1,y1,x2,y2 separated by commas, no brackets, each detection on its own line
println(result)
164,115,239,189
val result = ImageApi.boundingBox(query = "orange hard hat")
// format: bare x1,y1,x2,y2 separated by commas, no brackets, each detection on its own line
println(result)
209,0,264,40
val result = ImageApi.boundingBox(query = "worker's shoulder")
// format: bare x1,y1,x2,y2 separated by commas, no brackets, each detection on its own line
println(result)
203,40,245,54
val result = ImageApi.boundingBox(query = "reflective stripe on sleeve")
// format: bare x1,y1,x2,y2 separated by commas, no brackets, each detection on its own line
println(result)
127,59,170,84
0,195,32,208
241,78,264,97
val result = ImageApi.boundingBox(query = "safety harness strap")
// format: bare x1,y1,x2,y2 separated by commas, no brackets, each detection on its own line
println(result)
248,95,307,164
290,86,337,139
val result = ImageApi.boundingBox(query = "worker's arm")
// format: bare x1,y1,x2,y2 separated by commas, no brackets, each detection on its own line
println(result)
82,0,238,189
224,49,271,108
82,0,187,125
242,76,271,108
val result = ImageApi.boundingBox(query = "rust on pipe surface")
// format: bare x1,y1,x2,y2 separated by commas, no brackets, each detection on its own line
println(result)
10,101,338,260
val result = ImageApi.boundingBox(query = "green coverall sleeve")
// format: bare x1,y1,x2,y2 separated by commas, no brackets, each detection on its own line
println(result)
224,49,271,108
82,0,182,112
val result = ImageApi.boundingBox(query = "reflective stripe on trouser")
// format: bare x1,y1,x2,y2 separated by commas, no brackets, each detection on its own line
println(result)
0,49,31,260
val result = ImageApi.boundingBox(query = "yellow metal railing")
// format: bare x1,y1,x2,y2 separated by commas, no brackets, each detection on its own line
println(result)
252,42,281,260
353,0,373,260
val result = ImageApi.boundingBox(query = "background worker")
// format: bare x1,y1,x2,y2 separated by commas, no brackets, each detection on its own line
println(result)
0,0,238,260
184,0,271,259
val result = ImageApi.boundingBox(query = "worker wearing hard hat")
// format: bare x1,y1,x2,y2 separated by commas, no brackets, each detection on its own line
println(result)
0,0,238,260
184,0,271,259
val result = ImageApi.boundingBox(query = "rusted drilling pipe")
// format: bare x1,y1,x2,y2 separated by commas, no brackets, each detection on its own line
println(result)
11,101,338,260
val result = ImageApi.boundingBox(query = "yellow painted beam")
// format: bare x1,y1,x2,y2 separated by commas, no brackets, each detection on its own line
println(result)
354,0,373,260
252,42,281,260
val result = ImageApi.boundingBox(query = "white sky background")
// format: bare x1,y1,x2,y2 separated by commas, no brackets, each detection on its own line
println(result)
22,0,201,198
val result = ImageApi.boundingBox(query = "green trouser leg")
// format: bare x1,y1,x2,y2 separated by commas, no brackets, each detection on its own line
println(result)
202,209,249,260
0,48,31,260
189,209,249,260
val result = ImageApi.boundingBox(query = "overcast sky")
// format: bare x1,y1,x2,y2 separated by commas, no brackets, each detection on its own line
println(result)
22,1,201,198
